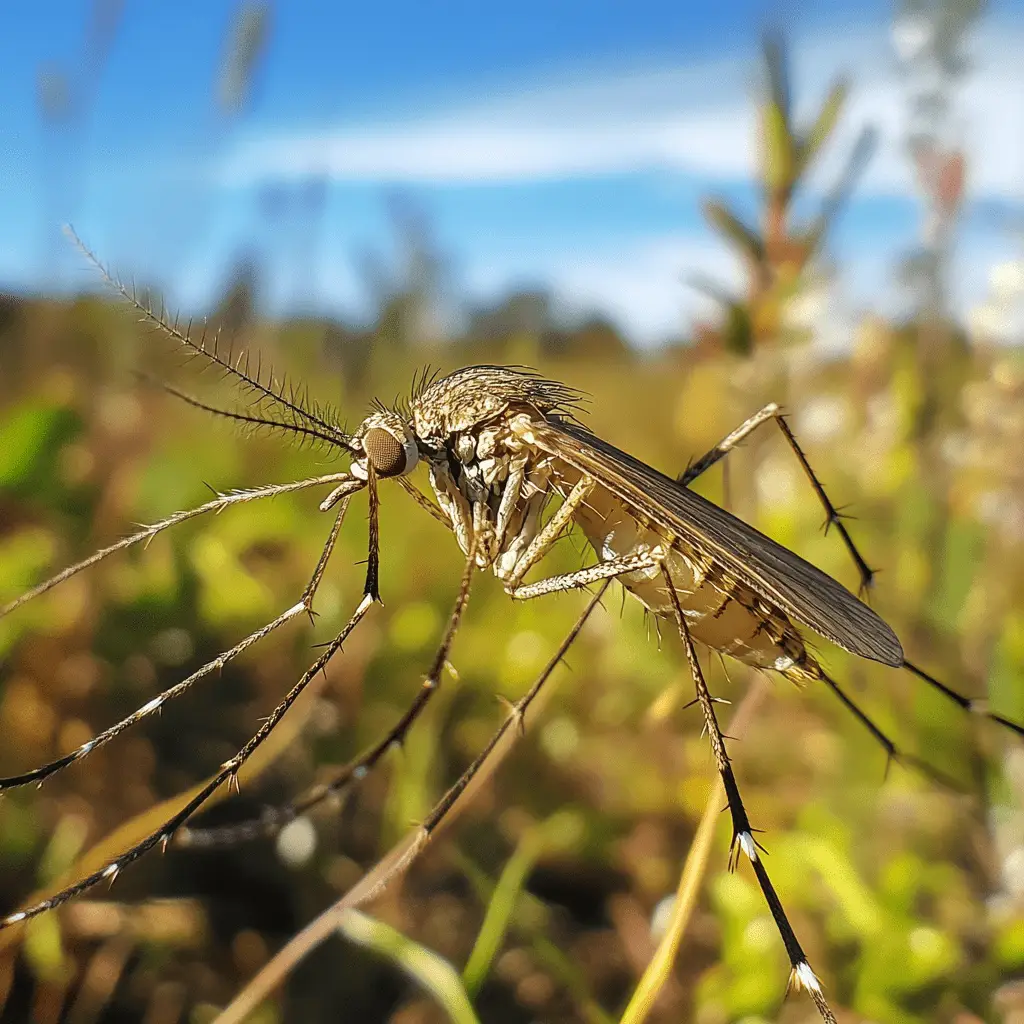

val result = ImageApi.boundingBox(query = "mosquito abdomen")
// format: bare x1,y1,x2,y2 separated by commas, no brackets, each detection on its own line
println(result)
569,473,822,678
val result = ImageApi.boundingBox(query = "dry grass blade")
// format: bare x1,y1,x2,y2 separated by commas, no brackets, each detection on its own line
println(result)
619,676,769,1024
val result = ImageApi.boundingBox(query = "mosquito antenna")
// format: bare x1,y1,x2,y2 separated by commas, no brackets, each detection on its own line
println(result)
145,378,349,453
65,226,349,443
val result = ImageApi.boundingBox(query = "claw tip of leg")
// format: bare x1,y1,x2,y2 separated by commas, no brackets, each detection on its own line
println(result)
791,961,823,995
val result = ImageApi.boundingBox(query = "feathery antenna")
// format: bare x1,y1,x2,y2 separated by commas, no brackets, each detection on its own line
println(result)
142,377,348,453
64,225,350,444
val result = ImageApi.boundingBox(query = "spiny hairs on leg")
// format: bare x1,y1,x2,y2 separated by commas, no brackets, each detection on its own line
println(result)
0,489,358,795
683,405,1024,743
210,586,610,1024
768,412,1024,741
64,226,350,445
0,603,306,792
660,565,836,1023
0,591,375,931
903,659,1024,739
180,542,481,851
0,472,355,620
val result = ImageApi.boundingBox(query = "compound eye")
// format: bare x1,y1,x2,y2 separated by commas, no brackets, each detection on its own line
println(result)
363,426,408,477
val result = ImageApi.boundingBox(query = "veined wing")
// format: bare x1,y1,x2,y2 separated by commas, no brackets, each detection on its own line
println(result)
531,418,904,667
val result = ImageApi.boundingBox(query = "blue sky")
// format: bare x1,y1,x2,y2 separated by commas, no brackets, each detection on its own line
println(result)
2,1,1024,345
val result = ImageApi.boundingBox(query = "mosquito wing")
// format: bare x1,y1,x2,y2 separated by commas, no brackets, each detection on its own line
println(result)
531,418,904,667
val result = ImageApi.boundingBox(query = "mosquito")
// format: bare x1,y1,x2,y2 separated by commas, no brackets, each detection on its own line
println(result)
2,241,1022,1023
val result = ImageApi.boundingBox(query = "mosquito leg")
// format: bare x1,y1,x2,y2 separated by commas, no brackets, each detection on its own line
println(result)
681,408,1024,739
177,540,479,851
816,668,964,790
678,405,873,592
817,668,898,767
0,590,375,929
0,496,356,793
902,661,1024,739
300,498,351,619
396,475,452,531
178,551,647,849
770,420,1024,735
363,466,382,602
506,475,595,589
660,564,836,1023
340,580,611,909
168,771,348,849
208,585,611,1024
677,404,781,487
1,472,358,619
769,415,876,593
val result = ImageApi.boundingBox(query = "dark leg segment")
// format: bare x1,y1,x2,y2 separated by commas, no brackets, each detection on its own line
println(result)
660,564,836,1023
680,406,1024,740
178,541,479,850
0,591,374,929
904,660,1024,739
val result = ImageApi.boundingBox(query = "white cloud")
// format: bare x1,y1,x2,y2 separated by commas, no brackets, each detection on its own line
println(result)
220,20,1024,202
219,44,758,186
223,104,755,187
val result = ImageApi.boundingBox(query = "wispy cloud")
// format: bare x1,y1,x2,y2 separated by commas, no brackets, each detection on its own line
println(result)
220,21,1024,202
223,93,755,186
220,43,759,186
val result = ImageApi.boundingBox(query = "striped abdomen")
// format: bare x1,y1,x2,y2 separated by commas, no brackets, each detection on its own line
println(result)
571,477,821,682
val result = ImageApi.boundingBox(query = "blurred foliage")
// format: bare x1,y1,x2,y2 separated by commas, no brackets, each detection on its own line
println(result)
219,3,272,117
694,34,875,355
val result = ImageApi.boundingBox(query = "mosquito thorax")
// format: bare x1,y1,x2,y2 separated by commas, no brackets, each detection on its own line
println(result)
409,365,583,440
350,412,419,480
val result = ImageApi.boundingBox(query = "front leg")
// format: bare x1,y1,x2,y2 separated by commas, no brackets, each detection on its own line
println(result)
429,461,474,556
505,475,595,589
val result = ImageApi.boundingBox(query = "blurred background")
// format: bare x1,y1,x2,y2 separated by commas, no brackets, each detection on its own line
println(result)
2,1,1024,1021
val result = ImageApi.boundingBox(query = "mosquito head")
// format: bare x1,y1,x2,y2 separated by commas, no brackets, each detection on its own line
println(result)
350,411,419,481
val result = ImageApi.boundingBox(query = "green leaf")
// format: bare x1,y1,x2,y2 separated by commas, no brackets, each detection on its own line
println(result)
797,78,849,174
762,32,791,130
701,200,764,265
761,32,795,193
723,300,754,356
338,910,482,1024
802,127,876,258
762,100,795,194
463,826,546,996
688,275,754,356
